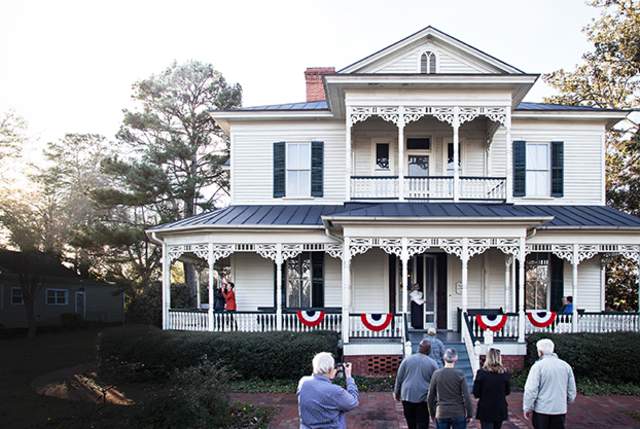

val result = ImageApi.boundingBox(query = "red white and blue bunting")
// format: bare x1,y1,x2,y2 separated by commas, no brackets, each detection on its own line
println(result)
527,311,557,328
475,314,508,332
360,313,394,331
296,310,325,327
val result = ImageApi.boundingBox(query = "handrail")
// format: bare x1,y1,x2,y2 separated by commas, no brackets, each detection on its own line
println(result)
350,175,399,179
461,311,480,377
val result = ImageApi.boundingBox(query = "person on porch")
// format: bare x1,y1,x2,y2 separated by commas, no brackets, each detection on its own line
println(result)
298,352,359,429
410,283,425,329
426,328,445,368
523,339,576,429
223,282,236,312
213,286,226,312
394,338,439,429
560,296,573,315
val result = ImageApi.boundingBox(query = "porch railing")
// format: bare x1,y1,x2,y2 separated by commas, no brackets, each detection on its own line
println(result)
348,313,404,338
464,310,640,343
350,176,506,201
350,176,398,199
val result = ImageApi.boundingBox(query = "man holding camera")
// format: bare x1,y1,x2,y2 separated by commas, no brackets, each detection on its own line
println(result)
298,352,359,429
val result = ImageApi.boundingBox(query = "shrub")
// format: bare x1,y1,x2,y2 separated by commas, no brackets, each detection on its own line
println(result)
98,325,339,381
60,312,85,329
135,358,232,429
126,282,192,326
526,332,640,384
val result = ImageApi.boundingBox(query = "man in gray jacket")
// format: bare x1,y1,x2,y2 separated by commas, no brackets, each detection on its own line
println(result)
394,339,439,429
523,338,577,429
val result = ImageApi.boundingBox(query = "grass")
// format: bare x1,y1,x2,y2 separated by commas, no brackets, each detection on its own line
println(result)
511,369,640,396
229,375,395,393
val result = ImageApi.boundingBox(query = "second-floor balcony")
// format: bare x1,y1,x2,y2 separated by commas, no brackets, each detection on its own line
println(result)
350,176,507,201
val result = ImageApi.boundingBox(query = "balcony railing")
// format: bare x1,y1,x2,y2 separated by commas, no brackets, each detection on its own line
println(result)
350,176,506,201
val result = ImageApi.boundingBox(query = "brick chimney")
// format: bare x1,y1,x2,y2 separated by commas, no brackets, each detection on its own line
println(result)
304,67,335,102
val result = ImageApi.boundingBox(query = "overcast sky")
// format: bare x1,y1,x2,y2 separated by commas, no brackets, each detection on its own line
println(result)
0,0,599,144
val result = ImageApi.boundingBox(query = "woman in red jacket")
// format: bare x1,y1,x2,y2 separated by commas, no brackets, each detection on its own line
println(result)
223,282,236,312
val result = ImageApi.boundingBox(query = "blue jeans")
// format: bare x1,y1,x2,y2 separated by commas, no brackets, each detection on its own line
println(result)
436,416,466,429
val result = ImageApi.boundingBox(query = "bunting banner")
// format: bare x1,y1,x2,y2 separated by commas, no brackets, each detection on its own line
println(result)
360,313,394,331
296,310,325,327
527,311,557,328
475,314,508,332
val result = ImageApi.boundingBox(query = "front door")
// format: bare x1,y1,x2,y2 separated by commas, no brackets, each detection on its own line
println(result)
407,154,430,199
75,291,85,319
409,254,437,329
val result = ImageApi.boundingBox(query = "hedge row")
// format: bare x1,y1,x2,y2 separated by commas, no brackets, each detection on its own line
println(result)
526,332,640,384
98,325,339,381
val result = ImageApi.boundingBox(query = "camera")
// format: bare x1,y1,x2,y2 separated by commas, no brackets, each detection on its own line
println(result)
334,362,345,379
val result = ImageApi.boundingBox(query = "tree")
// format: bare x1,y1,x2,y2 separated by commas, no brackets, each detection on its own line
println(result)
96,61,241,303
0,110,25,162
544,0,640,310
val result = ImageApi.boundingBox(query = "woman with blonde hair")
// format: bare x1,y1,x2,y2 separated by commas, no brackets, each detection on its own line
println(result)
472,348,511,429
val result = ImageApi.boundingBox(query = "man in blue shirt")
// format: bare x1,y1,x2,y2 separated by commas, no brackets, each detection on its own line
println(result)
561,296,573,315
298,352,359,429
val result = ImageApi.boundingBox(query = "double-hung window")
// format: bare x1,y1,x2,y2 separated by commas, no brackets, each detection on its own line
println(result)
286,253,312,308
526,143,550,197
286,142,311,197
46,288,68,305
375,143,390,170
11,287,23,305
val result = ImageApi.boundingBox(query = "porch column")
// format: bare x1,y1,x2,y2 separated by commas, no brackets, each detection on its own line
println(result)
511,255,517,311
461,238,469,312
398,109,406,201
453,107,461,202
572,244,579,333
505,108,513,203
401,237,409,314
161,242,171,330
518,238,526,342
504,255,512,313
276,243,283,331
345,110,352,201
207,243,215,331
341,237,352,343
196,272,201,309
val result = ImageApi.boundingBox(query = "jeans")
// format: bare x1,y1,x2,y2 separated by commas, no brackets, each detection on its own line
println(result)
435,416,467,429
401,401,429,429
532,412,566,429
480,422,503,429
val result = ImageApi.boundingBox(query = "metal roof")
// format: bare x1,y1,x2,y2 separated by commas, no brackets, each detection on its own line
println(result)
149,203,640,232
228,100,623,113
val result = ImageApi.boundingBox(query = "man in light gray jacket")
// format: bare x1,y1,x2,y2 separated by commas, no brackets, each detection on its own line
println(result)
394,339,439,429
523,338,577,429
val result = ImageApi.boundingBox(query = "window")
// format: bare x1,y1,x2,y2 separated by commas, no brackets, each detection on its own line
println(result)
375,143,390,170
420,51,436,74
11,287,23,305
46,289,68,305
446,143,462,176
525,254,550,310
407,138,430,151
526,143,550,197
286,253,312,308
286,142,311,197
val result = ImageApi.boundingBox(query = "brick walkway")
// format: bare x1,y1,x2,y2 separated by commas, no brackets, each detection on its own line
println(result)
231,392,640,429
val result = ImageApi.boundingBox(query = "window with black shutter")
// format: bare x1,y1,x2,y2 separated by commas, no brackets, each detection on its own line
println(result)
513,140,526,197
551,141,564,197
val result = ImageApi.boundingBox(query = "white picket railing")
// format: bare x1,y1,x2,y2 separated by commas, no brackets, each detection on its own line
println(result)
578,313,640,333
460,176,506,200
168,310,209,331
350,176,398,199
281,312,342,332
348,314,404,338
405,176,452,200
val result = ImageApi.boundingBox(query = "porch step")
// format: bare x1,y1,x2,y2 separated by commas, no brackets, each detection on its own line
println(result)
408,331,474,391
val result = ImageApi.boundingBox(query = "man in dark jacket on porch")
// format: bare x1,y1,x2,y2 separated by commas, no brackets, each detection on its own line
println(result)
394,339,439,429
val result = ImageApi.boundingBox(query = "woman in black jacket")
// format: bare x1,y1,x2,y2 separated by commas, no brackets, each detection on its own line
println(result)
473,348,511,429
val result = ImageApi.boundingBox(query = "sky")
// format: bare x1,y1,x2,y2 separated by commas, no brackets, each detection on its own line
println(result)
0,0,600,146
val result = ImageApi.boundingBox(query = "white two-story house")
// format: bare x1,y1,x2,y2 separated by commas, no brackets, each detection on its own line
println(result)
148,26,640,376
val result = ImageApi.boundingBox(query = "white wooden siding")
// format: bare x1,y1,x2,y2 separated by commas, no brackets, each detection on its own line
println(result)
563,256,602,312
231,121,346,204
360,39,501,74
351,249,388,313
490,119,605,204
231,253,275,310
324,255,342,307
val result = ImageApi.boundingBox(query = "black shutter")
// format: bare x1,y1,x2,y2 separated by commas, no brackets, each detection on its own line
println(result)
311,252,324,307
513,140,526,197
311,141,324,197
273,141,286,198
515,259,520,311
551,141,564,197
549,253,564,312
